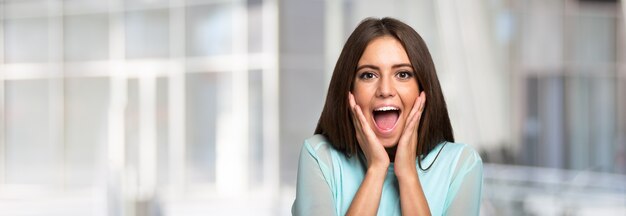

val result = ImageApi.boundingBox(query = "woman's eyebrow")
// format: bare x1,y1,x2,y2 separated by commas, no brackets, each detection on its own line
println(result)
356,64,379,71
356,63,412,71
392,63,413,69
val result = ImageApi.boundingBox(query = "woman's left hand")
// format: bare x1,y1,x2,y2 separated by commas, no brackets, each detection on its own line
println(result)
394,91,431,216
394,91,426,178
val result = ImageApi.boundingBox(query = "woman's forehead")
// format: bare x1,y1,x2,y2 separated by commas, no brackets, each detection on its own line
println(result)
358,36,411,68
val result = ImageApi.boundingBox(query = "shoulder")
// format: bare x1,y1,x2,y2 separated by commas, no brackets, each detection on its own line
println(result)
441,142,482,163
300,134,342,165
439,142,483,177
302,134,334,153
437,143,484,214
304,134,331,148
423,142,482,174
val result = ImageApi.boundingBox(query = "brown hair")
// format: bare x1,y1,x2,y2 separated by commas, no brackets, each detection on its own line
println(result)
314,17,454,167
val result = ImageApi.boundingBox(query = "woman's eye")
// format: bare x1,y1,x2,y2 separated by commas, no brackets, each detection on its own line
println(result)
397,71,414,79
359,72,376,80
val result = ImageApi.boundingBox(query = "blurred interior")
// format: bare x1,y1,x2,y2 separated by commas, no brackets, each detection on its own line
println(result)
0,0,625,215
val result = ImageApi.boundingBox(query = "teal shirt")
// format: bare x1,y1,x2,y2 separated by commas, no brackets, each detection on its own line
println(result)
292,134,483,216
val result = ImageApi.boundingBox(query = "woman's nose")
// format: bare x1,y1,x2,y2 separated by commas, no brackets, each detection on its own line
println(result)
375,77,395,98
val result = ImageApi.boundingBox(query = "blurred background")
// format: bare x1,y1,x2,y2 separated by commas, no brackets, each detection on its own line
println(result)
0,0,625,215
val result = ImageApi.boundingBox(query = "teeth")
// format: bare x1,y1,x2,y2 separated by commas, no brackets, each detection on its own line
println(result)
374,106,399,111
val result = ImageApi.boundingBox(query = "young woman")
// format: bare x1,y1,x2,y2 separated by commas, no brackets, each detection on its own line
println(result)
292,17,483,216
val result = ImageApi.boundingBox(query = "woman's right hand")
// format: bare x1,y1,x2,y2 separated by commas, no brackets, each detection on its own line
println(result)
346,92,389,215
348,92,390,171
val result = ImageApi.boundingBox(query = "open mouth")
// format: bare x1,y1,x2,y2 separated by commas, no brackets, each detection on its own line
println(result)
373,106,400,132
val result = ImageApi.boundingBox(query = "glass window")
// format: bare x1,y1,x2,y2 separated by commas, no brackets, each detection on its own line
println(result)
185,72,230,184
587,76,616,172
64,77,109,187
279,69,327,186
156,77,170,186
614,76,626,174
247,0,264,53
248,70,263,187
565,75,591,170
522,76,540,167
5,80,56,184
538,75,565,169
63,0,109,15
125,9,170,59
4,0,49,19
4,18,49,63
64,14,109,61
186,3,233,57
522,75,565,168
565,74,617,172
125,0,169,10
569,14,616,64
126,79,140,174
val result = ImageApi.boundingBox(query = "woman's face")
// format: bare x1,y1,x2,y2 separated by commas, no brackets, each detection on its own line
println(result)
352,36,419,149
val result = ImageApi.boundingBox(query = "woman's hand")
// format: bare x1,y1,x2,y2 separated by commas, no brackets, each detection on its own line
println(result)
394,91,431,216
348,92,390,171
347,91,430,216
346,92,390,216
394,91,425,178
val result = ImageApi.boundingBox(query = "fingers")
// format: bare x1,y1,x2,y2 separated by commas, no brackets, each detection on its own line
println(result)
398,91,425,150
349,92,383,149
354,102,379,142
405,91,426,133
348,93,365,144
350,93,377,139
348,93,362,134
349,93,367,131
348,92,357,110
406,92,422,124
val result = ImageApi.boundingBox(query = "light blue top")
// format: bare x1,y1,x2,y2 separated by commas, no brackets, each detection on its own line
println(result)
292,134,483,216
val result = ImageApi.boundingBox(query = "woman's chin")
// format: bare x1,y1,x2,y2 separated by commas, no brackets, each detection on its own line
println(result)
379,137,399,148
